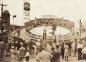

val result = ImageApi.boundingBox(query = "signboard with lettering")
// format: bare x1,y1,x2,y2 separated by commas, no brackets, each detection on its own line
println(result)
24,2,30,11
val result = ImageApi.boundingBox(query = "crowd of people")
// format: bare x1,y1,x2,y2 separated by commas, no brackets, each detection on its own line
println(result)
0,26,86,62
0,36,86,62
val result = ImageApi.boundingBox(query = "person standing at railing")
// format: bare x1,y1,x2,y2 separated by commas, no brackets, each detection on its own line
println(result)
74,39,77,57
61,42,64,59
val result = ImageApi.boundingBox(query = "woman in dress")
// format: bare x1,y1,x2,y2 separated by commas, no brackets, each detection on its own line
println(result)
36,47,52,62
64,43,69,61
18,44,26,62
10,46,17,62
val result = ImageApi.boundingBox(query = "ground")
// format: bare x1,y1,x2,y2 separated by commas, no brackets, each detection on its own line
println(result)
3,55,83,62
29,56,83,62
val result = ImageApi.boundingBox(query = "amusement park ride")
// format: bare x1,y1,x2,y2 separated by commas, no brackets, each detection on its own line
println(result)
25,16,75,45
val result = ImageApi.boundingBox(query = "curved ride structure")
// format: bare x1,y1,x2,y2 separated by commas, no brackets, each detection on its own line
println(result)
25,16,75,43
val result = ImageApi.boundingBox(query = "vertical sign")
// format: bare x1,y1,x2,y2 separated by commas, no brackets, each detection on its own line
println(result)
24,0,30,22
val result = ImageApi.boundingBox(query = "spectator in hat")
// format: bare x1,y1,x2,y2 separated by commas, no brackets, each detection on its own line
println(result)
55,45,61,62
51,47,59,62
77,41,84,60
82,45,86,62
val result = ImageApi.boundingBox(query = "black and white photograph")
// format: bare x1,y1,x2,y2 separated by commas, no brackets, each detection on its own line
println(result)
0,0,86,62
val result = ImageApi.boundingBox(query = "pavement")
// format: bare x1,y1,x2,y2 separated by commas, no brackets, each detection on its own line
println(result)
29,56,83,62
0,57,83,62
2,55,84,62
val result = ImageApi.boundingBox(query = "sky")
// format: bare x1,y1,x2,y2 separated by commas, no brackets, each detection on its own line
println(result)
0,0,86,27
30,0,86,25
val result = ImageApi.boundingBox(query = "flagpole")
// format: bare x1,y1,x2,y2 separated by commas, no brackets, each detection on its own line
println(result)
79,19,81,36
35,17,37,25
61,17,64,24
